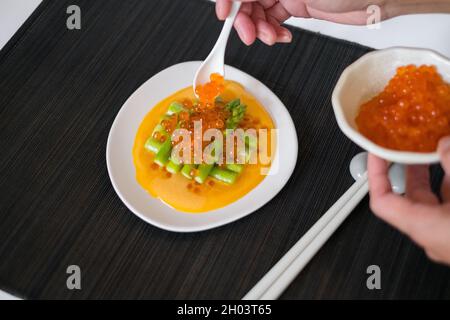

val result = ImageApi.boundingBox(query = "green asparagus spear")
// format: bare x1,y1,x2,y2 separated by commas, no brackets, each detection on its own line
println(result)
148,98,250,183
145,138,163,154
194,137,224,184
210,167,238,185
150,101,188,165
245,131,258,149
144,123,168,154
225,99,246,129
170,149,183,165
145,101,187,154
167,102,185,115
166,159,182,174
181,164,196,180
190,100,247,184
154,139,172,167
195,164,214,184
237,140,257,163
152,123,166,134
226,163,244,174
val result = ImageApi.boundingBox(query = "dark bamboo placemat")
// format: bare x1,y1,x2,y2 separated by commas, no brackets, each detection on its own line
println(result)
1,0,449,299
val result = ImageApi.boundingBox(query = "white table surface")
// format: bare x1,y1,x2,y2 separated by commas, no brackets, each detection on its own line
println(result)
287,14,450,57
0,0,449,300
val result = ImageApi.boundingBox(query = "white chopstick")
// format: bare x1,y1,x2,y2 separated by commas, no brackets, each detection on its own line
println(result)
242,172,369,300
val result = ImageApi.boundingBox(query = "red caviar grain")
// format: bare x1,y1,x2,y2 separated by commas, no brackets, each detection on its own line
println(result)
179,111,190,121
153,131,161,140
356,65,450,152
183,99,193,109
195,73,225,105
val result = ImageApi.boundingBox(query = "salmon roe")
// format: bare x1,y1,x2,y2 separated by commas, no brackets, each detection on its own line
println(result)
167,74,235,164
195,73,225,105
167,74,255,165
356,65,450,152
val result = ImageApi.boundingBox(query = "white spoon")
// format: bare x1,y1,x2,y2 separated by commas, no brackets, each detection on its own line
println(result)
193,1,242,96
349,152,405,194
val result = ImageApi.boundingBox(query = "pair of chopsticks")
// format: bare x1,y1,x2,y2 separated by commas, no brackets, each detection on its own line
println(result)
242,172,369,300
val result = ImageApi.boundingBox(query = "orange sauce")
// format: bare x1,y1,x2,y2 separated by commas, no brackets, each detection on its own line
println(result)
133,80,275,213
356,65,450,152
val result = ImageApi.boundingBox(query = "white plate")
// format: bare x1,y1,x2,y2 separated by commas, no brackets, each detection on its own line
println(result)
106,61,298,232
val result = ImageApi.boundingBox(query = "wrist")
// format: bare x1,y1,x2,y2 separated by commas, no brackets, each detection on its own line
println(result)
385,0,450,19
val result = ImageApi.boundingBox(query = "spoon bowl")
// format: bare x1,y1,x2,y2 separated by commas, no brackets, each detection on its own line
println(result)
349,152,405,194
193,1,241,96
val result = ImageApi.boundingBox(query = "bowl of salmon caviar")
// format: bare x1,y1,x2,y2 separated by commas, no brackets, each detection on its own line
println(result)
332,48,450,164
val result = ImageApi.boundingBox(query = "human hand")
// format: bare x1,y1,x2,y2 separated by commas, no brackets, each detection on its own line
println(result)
216,0,450,46
368,137,450,265
215,0,388,46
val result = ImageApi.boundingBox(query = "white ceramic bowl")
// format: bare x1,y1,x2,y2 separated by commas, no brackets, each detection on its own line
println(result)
332,47,450,164
106,61,298,232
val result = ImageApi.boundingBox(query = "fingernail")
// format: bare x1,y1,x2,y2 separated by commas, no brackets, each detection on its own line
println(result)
439,136,450,153
438,137,450,165
258,29,269,40
242,35,255,46
258,31,275,46
278,30,292,43
278,34,292,43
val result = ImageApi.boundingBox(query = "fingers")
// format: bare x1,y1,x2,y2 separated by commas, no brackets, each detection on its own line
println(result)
438,136,450,202
257,0,278,9
267,16,292,43
406,165,438,204
368,153,445,246
236,2,289,46
217,0,292,45
240,1,253,15
251,1,266,20
216,0,232,20
266,2,294,22
216,0,259,20
368,154,416,234
438,136,450,174
441,175,450,202
265,4,293,43
425,249,445,264
305,7,372,25
234,9,257,46
368,154,391,198
252,4,277,45
216,0,253,20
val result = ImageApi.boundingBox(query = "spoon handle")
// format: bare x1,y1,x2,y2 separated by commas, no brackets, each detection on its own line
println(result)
208,2,242,67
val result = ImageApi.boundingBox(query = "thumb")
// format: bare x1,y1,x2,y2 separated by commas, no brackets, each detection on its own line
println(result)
438,136,450,174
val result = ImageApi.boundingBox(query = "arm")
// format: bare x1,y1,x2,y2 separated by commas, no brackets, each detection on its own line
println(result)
216,0,450,45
